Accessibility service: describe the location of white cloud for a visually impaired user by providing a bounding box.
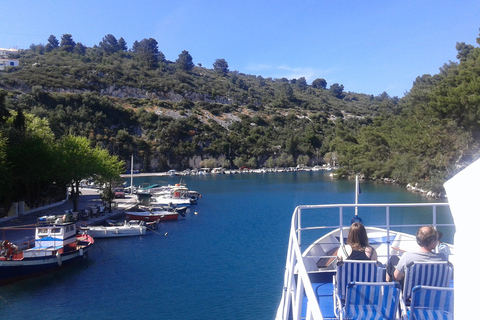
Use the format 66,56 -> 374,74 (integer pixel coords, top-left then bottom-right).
245,63 -> 335,84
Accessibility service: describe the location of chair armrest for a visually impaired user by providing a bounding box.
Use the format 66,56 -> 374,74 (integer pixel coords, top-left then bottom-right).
398,291 -> 408,320
332,275 -> 343,320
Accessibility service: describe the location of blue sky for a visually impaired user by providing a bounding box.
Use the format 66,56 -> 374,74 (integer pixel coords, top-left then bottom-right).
1,0 -> 480,97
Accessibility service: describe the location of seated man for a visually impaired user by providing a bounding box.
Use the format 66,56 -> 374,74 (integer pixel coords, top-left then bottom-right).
387,225 -> 447,282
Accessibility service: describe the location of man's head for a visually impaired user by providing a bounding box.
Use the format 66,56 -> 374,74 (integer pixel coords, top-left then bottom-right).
416,225 -> 438,251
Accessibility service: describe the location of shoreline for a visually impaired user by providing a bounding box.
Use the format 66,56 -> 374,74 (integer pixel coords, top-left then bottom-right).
121,169 -> 445,199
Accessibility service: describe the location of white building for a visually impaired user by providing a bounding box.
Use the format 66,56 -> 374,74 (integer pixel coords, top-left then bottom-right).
0,47 -> 19,70
0,58 -> 19,70
0,47 -> 19,57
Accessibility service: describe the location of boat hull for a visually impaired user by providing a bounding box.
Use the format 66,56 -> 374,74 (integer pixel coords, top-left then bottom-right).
0,236 -> 93,285
80,226 -> 147,238
126,211 -> 179,221
152,197 -> 192,207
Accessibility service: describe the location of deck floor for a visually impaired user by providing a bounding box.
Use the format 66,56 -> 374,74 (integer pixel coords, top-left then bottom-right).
301,272 -> 336,319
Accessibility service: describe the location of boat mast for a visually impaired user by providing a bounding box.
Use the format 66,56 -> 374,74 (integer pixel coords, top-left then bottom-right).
355,175 -> 359,216
130,154 -> 134,194
352,175 -> 363,224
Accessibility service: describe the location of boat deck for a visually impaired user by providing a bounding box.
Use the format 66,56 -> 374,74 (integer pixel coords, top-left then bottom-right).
308,272 -> 336,319
276,202 -> 455,320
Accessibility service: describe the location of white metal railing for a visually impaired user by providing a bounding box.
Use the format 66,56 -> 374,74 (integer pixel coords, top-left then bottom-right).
275,202 -> 454,320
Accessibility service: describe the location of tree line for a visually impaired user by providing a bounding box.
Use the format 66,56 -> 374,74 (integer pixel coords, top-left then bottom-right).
0,91 -> 124,215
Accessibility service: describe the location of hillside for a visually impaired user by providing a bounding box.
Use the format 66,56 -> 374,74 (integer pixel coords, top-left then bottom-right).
2,32 -> 480,194
1,44 -> 397,116
0,39 -> 398,169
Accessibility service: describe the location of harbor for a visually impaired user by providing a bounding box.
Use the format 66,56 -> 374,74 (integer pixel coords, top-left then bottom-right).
0,171 -> 453,319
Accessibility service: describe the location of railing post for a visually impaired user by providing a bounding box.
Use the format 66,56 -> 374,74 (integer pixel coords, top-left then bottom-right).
386,206 -> 391,261
297,207 -> 302,248
339,207 -> 344,246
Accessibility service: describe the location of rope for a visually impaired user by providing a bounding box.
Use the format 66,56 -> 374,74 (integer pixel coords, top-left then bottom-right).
146,225 -> 168,236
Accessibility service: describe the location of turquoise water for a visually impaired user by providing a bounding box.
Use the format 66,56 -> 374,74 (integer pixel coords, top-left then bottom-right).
0,172 -> 450,319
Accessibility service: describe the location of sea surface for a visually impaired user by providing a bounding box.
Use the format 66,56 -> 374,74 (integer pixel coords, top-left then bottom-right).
0,172 -> 451,320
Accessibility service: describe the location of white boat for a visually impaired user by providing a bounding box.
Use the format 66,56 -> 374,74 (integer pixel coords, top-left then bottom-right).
136,183 -> 201,207
274,158 -> 477,320
149,184 -> 199,207
79,220 -> 153,238
150,195 -> 193,207
199,168 -> 211,175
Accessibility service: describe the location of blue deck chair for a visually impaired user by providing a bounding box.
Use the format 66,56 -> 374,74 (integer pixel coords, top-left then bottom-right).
402,261 -> 453,303
409,286 -> 453,320
344,282 -> 401,320
334,260 -> 385,318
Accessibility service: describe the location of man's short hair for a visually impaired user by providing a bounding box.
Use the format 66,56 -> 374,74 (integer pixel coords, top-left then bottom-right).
416,225 -> 438,248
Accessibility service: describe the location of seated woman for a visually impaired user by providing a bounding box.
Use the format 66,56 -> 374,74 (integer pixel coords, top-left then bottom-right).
337,222 -> 377,261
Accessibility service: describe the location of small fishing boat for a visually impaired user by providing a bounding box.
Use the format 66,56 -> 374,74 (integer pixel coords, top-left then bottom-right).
0,215 -> 94,285
138,204 -> 188,215
126,210 -> 179,221
79,220 -> 156,238
276,172 -> 461,320
125,205 -> 185,222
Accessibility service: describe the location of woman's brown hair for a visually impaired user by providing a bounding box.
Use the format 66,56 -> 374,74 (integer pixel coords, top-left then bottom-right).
347,222 -> 369,251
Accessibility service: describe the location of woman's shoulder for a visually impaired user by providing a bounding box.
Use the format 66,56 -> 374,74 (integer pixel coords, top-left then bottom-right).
364,245 -> 376,258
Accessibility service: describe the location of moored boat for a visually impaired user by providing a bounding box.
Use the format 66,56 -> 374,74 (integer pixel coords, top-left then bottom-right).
126,210 -> 179,221
136,183 -> 201,207
125,205 -> 185,222
150,194 -> 193,207
0,215 -> 94,285
79,220 -> 156,238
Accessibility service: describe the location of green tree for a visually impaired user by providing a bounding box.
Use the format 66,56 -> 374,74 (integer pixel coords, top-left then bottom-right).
0,90 -> 10,124
57,135 -> 125,211
176,50 -> 194,72
233,157 -> 246,168
329,83 -> 344,98
74,42 -> 87,55
213,58 -> 229,75
99,34 -> 120,55
285,135 -> 300,157
456,42 -> 475,62
0,134 -> 9,209
118,37 -> 128,51
2,112 -> 57,208
265,156 -> 276,168
312,78 -> 327,89
132,38 -> 162,69
297,77 -> 307,91
283,83 -> 295,101
93,147 -> 125,211
199,158 -> 218,168
297,155 -> 310,166
60,34 -> 76,53
45,35 -> 59,52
